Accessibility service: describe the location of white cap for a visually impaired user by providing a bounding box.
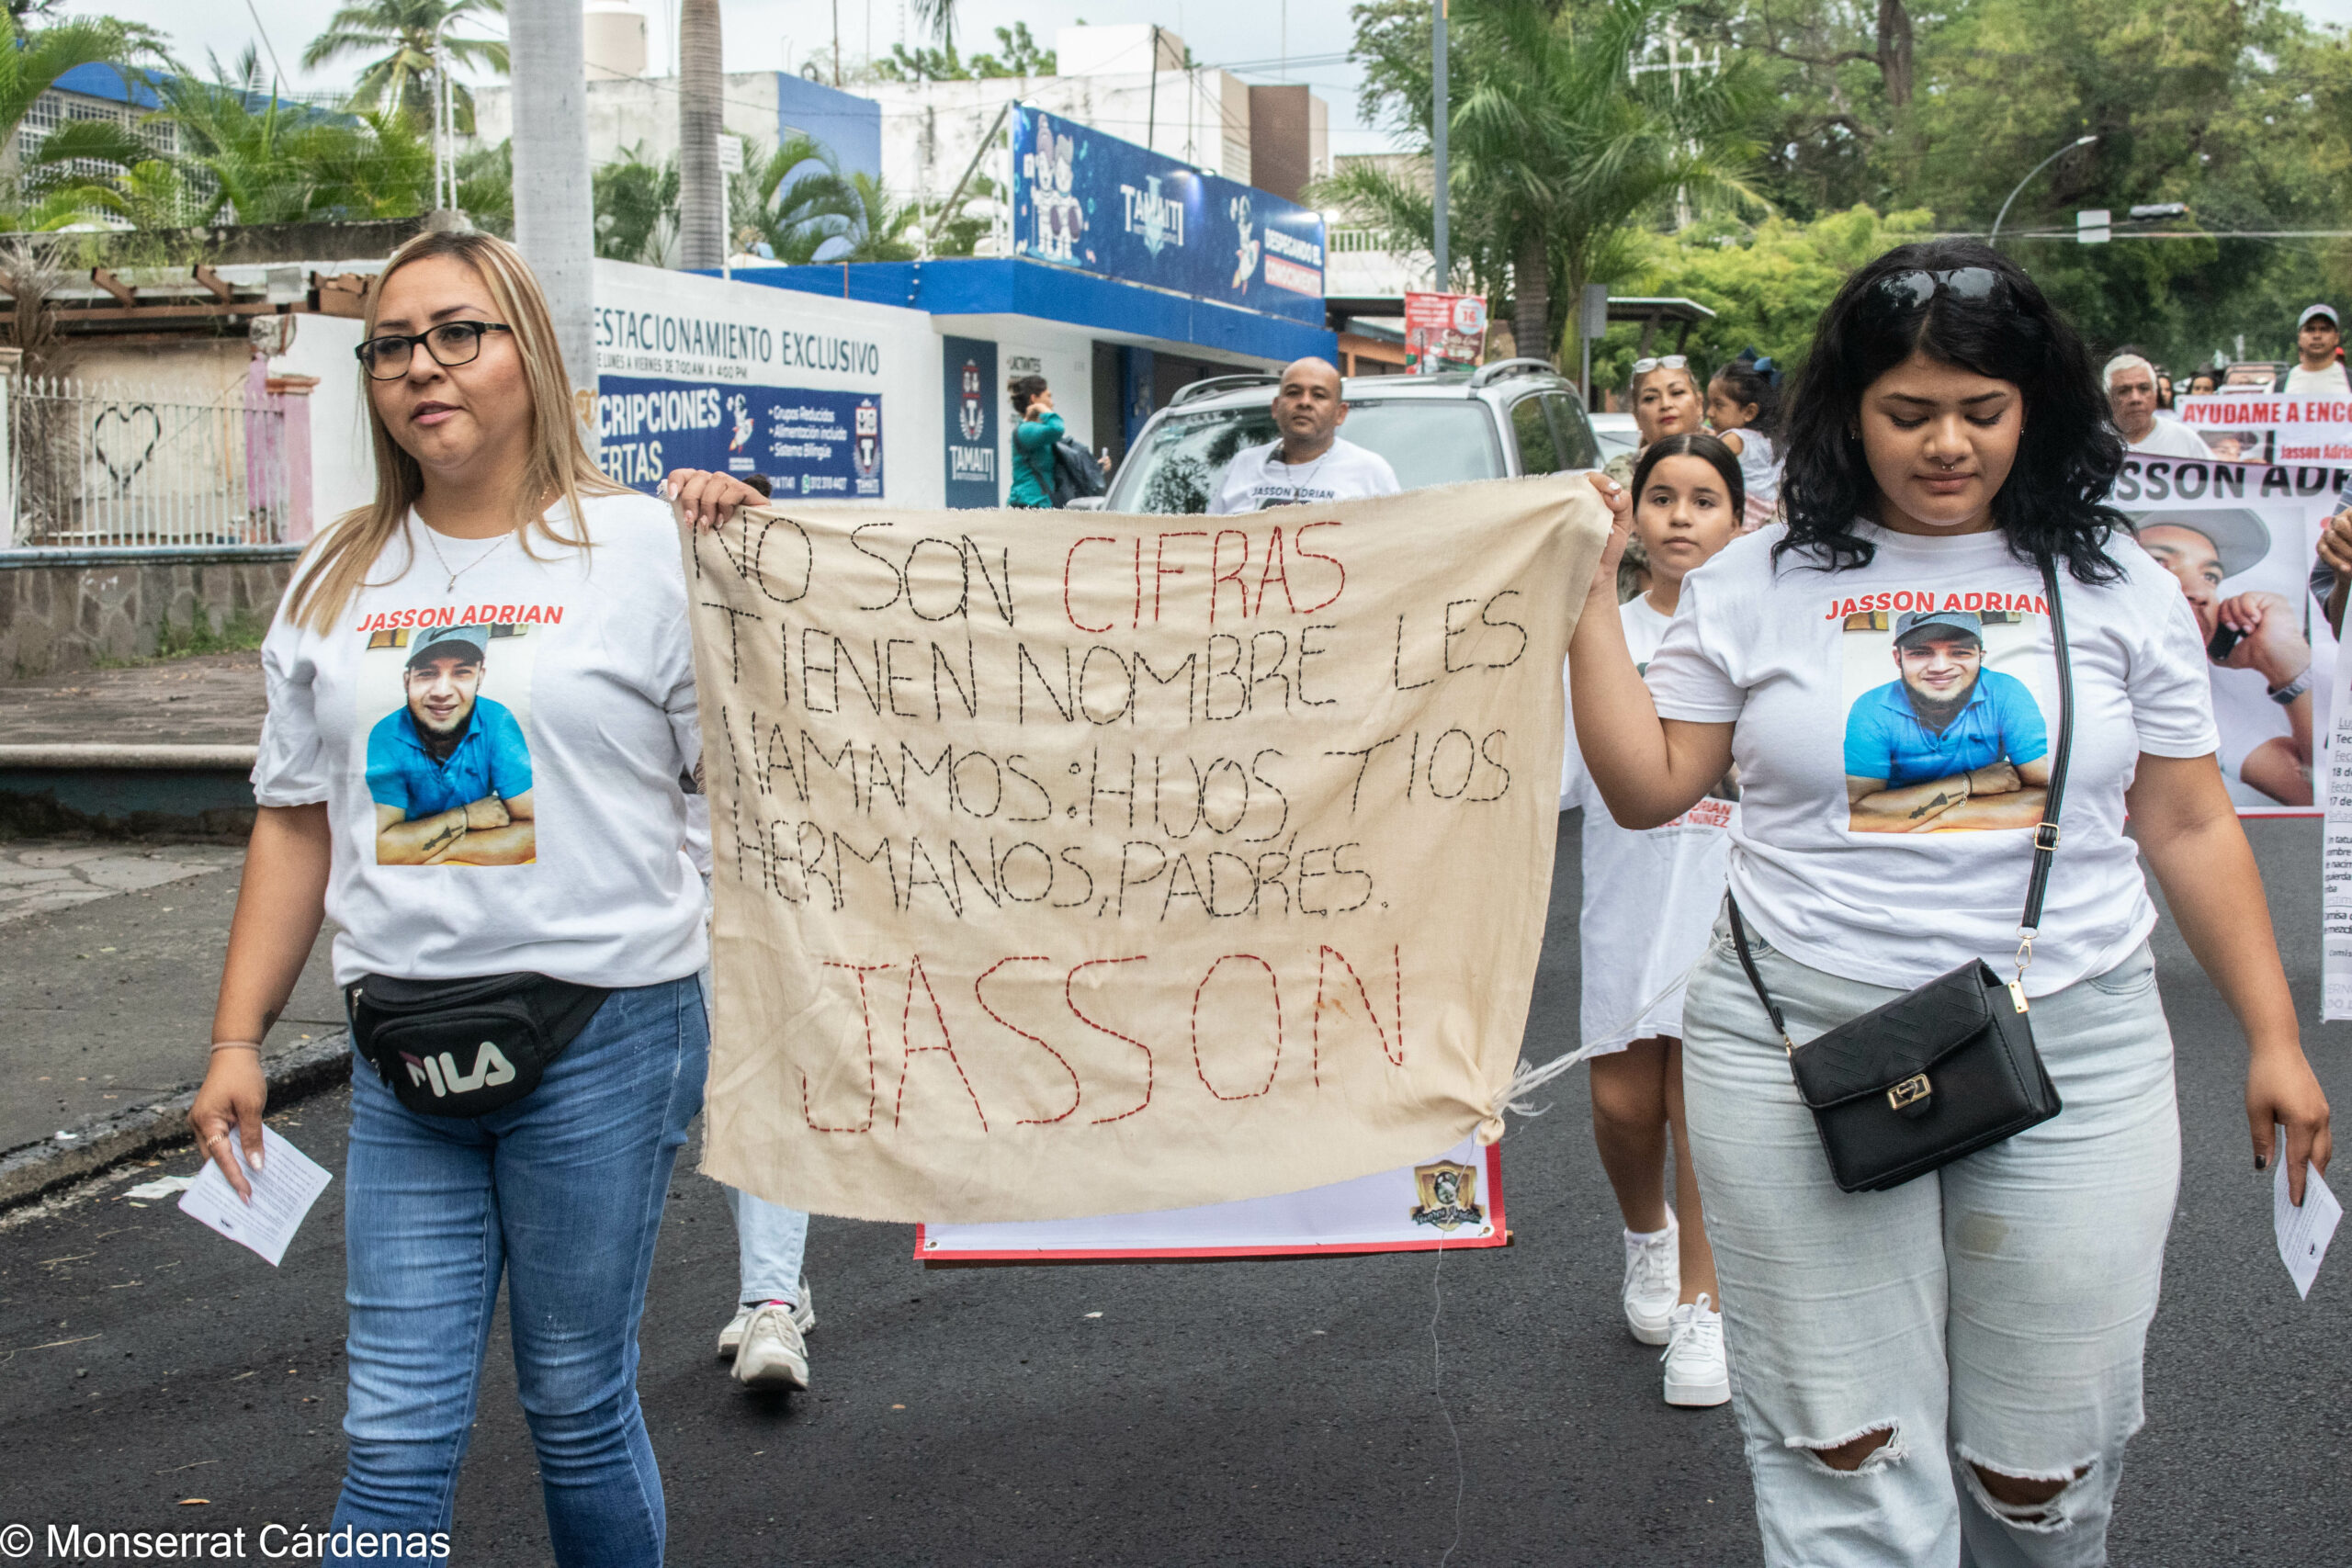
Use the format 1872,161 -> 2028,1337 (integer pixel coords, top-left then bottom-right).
2299,303 -> 2339,330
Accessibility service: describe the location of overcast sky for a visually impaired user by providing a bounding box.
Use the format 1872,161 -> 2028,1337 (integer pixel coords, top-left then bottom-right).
72,0 -> 2352,162
82,0 -> 1392,151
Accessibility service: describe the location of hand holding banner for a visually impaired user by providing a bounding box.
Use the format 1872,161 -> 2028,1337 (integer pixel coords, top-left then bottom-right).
684,478 -> 1609,1223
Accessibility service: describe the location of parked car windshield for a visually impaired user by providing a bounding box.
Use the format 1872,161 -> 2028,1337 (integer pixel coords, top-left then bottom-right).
1103,398 -> 1508,513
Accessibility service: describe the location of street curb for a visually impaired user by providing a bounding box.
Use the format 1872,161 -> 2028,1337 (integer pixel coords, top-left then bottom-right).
0,1031 -> 353,1211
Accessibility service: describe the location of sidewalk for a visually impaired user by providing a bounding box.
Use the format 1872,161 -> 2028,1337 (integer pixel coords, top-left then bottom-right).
0,650 -> 269,836
0,652 -> 344,1202
0,839 -> 344,1198
0,649 -> 267,747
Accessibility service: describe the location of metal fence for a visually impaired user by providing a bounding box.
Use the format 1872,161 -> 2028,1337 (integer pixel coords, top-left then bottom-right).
9,376 -> 297,547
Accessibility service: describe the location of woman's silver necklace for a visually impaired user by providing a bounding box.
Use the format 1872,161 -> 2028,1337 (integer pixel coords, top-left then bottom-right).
419,521 -> 514,596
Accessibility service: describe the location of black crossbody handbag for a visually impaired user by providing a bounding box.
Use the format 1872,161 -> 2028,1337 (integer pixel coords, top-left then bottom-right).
1722,552 -> 2072,1193
345,973 -> 610,1119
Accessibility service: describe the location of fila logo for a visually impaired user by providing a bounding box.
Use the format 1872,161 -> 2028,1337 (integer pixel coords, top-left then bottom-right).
403,1041 -> 518,1098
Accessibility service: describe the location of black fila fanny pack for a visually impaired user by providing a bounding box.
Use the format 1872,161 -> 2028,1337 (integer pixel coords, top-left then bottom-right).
345,972 -> 610,1118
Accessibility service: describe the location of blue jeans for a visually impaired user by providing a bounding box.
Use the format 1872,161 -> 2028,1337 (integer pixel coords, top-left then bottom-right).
1681,915 -> 2179,1568
727,1185 -> 808,1305
332,977 -> 708,1567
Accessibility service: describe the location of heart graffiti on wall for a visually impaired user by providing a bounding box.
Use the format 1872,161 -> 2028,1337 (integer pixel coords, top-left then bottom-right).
90,404 -> 164,491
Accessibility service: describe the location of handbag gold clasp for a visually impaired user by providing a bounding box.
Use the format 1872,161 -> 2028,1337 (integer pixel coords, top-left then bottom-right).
1887,1073 -> 1932,1111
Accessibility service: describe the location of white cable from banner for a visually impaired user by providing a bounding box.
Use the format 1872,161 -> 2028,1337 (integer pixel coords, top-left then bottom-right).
1476,964 -> 1703,1144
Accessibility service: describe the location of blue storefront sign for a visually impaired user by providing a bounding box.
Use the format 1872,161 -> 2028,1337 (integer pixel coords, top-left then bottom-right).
941,336 -> 1000,508
597,377 -> 883,500
1011,105 -> 1325,326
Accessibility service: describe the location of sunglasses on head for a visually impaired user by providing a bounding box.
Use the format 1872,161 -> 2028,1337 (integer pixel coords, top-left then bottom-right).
1631,355 -> 1690,377
1868,266 -> 2007,315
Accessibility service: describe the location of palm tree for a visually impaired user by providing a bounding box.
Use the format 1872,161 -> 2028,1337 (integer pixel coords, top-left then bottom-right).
1326,0 -> 1757,365
144,51 -> 431,224
300,0 -> 508,128
0,14 -> 157,221
594,142 -> 678,265
675,0 -> 722,269
830,172 -> 922,261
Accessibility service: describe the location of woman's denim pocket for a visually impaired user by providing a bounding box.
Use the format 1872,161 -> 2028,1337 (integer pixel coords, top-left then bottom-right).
2082,942 -> 2158,998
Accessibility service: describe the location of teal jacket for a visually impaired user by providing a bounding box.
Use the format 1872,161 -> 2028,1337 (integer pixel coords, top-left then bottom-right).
1010,411 -> 1065,508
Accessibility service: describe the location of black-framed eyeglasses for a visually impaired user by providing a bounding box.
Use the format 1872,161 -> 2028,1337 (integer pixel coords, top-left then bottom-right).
355,321 -> 514,380
1868,267 -> 2007,315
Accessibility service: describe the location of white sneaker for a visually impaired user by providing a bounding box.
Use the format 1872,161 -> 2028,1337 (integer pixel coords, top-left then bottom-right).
1661,1293 -> 1730,1407
731,1302 -> 810,1391
1622,1215 -> 1680,1346
715,1278 -> 816,1358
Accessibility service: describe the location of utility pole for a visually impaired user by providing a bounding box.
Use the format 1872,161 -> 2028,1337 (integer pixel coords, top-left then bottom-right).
1147,25 -> 1160,153
507,0 -> 597,409
1432,0 -> 1449,288
678,0 -> 726,271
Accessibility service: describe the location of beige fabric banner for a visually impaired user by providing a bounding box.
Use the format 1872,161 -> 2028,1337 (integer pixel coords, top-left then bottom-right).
686,475 -> 1610,1223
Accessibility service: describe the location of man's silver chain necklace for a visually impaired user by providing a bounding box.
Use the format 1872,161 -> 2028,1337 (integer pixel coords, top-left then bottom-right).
1273,444 -> 1333,502
419,521 -> 514,596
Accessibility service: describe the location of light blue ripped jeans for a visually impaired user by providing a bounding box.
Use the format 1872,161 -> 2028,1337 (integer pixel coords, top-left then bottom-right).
1679,912 -> 2180,1568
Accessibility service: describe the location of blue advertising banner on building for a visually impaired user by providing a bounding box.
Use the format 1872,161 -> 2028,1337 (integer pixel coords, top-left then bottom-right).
1011,105 -> 1325,326
597,378 -> 883,501
942,336 -> 999,508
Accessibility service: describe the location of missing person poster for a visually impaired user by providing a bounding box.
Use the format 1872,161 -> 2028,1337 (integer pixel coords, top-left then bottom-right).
2172,393 -> 2352,466
683,477 -> 1609,1224
2115,456 -> 2342,814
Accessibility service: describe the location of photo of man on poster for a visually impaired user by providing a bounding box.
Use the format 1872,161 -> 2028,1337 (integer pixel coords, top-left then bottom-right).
2133,511 -> 2314,807
366,625 -> 538,864
1843,609 -> 2052,833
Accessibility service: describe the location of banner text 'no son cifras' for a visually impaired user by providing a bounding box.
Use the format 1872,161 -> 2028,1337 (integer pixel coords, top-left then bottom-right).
684,479 -> 1608,1223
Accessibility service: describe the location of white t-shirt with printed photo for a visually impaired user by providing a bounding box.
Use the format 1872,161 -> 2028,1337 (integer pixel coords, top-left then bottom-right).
1642,522 -> 2218,997
1561,595 -> 1736,1053
253,491 -> 708,988
1208,437 -> 1401,514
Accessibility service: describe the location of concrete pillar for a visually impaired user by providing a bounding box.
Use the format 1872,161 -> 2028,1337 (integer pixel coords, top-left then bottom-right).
0,345 -> 19,547
508,0 -> 599,409
266,374 -> 319,542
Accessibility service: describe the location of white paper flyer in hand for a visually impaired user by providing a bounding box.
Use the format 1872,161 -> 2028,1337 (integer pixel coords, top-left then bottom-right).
177,1126 -> 334,1267
2273,1135 -> 2342,1301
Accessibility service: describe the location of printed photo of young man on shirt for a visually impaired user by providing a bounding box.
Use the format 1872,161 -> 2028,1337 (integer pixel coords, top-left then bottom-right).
366,624 -> 537,864
1843,608 -> 2051,833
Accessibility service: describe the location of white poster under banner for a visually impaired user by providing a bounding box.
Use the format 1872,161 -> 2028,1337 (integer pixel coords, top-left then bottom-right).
2324,637 -> 2352,1018
2113,455 -> 2343,814
916,1138 -> 1505,1262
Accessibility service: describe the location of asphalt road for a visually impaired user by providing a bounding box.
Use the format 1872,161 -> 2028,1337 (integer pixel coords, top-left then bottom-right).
2,816 -> 2347,1566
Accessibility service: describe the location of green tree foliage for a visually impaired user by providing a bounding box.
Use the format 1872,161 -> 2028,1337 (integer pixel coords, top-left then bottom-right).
140,50 -> 430,224
1685,0 -> 2352,370
1329,0 -> 1759,365
592,142 -> 678,265
299,0 -> 508,130
1589,205 -> 1937,389
0,16 -> 164,229
869,22 -> 1055,82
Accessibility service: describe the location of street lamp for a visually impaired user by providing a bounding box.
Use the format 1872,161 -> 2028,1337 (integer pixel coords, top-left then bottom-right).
1990,134 -> 2098,243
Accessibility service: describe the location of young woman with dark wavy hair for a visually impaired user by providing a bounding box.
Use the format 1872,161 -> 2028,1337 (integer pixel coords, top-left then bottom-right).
1568,239 -> 2331,1565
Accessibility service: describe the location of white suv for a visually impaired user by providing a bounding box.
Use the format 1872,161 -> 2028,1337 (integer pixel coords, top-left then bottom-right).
1092,360 -> 1602,513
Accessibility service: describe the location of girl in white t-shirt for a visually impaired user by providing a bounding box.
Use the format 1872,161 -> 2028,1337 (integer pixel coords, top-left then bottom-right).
1705,358 -> 1782,529
189,232 -> 711,1562
1560,432 -> 1745,1409
1570,241 -> 2331,1565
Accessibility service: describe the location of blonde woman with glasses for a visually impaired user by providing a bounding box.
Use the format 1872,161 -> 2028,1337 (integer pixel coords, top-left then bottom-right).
188,231 -> 712,1565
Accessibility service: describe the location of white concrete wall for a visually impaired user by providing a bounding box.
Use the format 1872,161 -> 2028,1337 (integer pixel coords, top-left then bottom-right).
593,260 -> 944,507
472,72 -> 783,170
